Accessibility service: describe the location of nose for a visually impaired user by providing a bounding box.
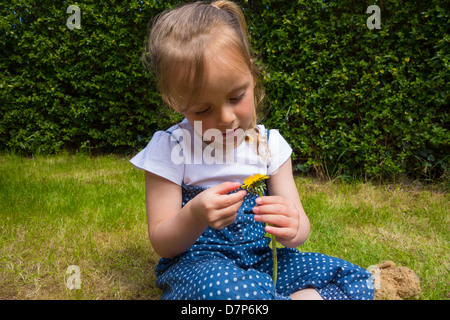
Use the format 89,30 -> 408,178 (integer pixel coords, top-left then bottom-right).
218,105 -> 236,126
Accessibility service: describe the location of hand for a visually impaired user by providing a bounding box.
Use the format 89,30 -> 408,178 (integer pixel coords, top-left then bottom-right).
252,196 -> 300,247
190,182 -> 247,230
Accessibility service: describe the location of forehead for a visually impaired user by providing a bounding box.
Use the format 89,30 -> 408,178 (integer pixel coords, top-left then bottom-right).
171,46 -> 252,110
204,49 -> 251,91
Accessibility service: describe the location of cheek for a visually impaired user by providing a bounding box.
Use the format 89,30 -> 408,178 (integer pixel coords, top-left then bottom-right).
239,95 -> 255,122
200,119 -> 215,134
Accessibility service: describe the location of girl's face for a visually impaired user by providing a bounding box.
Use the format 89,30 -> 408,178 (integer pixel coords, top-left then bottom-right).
178,49 -> 256,148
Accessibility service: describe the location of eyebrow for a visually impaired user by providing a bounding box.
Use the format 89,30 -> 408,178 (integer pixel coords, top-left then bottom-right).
189,81 -> 251,109
230,81 -> 251,94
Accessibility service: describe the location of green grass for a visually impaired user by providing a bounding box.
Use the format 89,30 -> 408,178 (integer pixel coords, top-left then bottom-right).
0,153 -> 448,299
0,152 -> 159,299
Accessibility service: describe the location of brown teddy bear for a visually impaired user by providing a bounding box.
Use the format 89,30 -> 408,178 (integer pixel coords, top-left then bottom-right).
367,261 -> 421,300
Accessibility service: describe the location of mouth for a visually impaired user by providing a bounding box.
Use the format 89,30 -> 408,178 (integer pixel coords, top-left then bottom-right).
222,128 -> 239,138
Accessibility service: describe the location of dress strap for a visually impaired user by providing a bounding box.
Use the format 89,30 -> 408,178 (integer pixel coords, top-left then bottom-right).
166,129 -> 181,145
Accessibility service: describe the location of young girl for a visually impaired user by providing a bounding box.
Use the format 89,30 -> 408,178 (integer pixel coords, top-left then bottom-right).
131,1 -> 374,300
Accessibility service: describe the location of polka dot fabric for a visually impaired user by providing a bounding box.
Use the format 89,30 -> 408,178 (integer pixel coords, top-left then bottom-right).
155,184 -> 374,300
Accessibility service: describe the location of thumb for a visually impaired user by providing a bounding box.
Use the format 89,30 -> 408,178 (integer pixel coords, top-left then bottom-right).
212,181 -> 242,195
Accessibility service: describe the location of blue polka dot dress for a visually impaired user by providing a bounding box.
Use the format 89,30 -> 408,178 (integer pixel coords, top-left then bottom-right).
154,184 -> 375,300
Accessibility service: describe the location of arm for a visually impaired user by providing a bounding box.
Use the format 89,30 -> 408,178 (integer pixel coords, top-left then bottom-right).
252,158 -> 310,248
145,171 -> 246,258
145,171 -> 204,258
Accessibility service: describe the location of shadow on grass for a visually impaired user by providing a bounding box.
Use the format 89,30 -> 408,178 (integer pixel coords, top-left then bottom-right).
101,244 -> 161,300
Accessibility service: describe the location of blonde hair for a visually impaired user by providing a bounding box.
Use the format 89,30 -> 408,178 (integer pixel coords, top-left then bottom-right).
142,1 -> 265,128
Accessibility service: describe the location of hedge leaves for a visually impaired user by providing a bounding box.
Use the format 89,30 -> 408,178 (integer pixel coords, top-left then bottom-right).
1,0 -> 448,181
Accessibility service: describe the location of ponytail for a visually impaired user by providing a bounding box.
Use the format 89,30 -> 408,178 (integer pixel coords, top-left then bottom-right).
211,1 -> 251,55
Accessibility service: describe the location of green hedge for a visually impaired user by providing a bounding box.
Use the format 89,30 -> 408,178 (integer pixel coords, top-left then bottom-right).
0,0 -> 181,155
1,0 -> 448,181
248,0 -> 449,181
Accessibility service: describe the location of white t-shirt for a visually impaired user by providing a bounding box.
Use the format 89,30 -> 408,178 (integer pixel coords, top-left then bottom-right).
130,118 -> 292,188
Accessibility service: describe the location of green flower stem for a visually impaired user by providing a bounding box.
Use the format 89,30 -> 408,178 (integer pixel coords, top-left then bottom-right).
242,176 -> 278,286
271,233 -> 278,286
256,189 -> 277,286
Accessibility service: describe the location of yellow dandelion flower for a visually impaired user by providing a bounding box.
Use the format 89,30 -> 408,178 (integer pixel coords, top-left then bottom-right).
241,174 -> 269,197
242,174 -> 268,189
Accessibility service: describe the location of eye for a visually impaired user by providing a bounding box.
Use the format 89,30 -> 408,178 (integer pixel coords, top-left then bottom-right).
230,92 -> 246,103
195,107 -> 211,115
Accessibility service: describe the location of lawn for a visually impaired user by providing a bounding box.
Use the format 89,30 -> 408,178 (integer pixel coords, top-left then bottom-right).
0,153 -> 448,300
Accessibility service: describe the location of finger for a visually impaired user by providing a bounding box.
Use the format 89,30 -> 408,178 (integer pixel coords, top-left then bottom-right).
253,203 -> 286,215
212,206 -> 240,229
225,196 -> 245,214
214,192 -> 244,215
254,213 -> 290,227
265,225 -> 297,240
217,190 -> 246,209
211,214 -> 237,230
255,196 -> 287,205
212,181 -> 242,195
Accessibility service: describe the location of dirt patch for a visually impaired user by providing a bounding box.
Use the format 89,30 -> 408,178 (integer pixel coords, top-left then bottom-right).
368,261 -> 421,300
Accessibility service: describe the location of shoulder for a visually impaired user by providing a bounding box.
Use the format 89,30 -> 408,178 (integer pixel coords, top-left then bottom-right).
142,118 -> 191,147
129,120 -> 187,186
255,124 -> 292,175
166,118 -> 191,135
254,124 -> 290,148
